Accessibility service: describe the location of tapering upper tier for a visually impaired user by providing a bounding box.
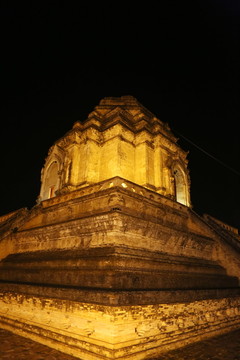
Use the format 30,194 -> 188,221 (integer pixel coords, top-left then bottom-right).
39,96 -> 191,206
73,96 -> 176,140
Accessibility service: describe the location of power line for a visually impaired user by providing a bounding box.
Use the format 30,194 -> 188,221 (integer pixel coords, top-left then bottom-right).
173,128 -> 240,177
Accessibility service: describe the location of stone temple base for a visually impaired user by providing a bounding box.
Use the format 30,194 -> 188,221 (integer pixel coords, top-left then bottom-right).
1,177 -> 240,359
1,285 -> 240,360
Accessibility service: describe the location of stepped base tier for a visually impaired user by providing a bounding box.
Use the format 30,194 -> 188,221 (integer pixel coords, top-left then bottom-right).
1,97 -> 240,359
1,177 -> 240,359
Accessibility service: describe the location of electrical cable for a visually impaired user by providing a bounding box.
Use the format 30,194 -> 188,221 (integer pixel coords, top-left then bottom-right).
172,128 -> 240,177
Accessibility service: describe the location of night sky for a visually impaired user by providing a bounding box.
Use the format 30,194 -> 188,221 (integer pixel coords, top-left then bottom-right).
1,2 -> 240,229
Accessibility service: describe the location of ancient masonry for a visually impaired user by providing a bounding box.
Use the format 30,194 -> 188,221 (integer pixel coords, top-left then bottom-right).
0,96 -> 240,360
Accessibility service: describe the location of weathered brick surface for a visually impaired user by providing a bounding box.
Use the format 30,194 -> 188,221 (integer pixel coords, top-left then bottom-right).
153,328 -> 240,359
1,97 -> 240,360
1,290 -> 240,359
1,328 -> 240,360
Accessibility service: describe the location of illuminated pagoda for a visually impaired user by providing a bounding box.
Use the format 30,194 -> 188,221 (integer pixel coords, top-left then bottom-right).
0,96 -> 240,359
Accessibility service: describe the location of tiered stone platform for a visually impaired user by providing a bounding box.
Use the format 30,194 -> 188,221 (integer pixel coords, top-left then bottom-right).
1,177 -> 240,360
0,97 -> 240,359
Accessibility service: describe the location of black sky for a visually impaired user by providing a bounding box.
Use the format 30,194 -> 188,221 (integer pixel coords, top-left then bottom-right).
1,1 -> 240,229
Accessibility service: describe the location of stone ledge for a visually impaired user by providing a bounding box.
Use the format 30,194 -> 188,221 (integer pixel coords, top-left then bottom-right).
1,291 -> 240,359
1,282 -> 240,305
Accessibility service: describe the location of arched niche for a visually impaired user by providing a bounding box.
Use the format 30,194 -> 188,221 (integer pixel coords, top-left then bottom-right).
172,163 -> 190,206
38,144 -> 66,202
39,157 -> 62,201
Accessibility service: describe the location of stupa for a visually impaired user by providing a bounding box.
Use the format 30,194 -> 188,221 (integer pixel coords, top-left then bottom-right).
0,96 -> 240,359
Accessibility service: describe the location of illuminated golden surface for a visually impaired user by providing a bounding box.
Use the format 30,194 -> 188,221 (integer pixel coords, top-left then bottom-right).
1,291 -> 240,360
39,96 -> 190,206
0,97 -> 240,359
